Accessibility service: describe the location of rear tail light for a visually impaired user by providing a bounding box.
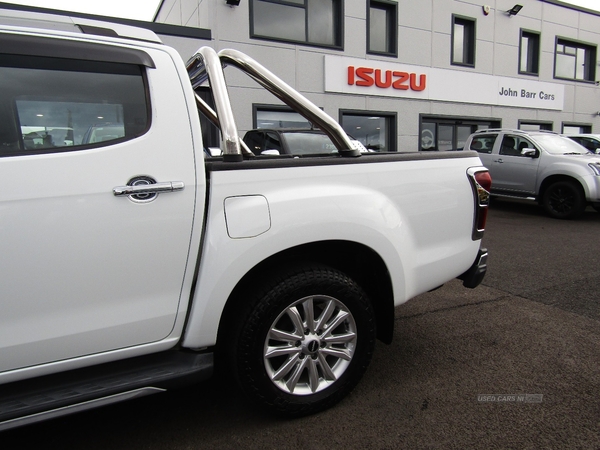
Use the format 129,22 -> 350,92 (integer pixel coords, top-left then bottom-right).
467,168 -> 492,240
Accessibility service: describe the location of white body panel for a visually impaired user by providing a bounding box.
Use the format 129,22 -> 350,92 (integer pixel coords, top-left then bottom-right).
182,155 -> 483,348
0,39 -> 206,378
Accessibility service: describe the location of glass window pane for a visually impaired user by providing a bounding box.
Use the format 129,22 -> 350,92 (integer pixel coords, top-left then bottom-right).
576,47 -> 586,80
421,122 -> 436,150
556,53 -> 575,78
2,61 -> 147,155
438,125 -> 453,151
520,35 -> 529,72
457,125 -> 472,150
256,110 -> 310,129
253,1 -> 305,42
307,0 -> 335,46
369,7 -> 388,53
341,114 -> 389,152
453,23 -> 465,64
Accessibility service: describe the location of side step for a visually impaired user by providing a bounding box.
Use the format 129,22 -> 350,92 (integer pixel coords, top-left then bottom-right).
0,350 -> 213,431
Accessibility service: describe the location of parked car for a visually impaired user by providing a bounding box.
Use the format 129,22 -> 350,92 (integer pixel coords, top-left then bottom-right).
465,129 -> 600,218
565,134 -> 600,154
243,128 -> 368,156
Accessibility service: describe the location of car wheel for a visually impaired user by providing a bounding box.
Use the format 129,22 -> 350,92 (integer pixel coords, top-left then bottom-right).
542,181 -> 585,219
231,265 -> 376,417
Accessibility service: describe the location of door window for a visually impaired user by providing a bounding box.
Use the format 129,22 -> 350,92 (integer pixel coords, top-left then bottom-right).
0,55 -> 149,157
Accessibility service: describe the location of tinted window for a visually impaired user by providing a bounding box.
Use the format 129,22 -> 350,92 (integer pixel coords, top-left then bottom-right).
469,135 -> 497,154
283,132 -> 336,155
0,54 -> 149,157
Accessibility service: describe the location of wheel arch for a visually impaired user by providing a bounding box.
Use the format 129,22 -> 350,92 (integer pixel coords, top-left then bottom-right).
217,240 -> 395,347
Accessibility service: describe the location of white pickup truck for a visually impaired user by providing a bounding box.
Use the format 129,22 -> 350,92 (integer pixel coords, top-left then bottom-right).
0,11 -> 490,430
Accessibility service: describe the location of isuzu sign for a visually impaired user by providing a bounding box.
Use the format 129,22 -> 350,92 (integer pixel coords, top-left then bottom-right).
347,66 -> 426,91
325,55 -> 564,110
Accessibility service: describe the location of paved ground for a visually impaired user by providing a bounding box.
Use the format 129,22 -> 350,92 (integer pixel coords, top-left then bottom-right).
4,199 -> 600,449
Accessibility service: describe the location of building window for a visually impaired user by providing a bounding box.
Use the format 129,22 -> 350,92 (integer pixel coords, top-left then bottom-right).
420,116 -> 500,151
562,123 -> 592,134
250,0 -> 343,49
519,30 -> 540,75
452,15 -> 475,67
554,38 -> 596,82
367,0 -> 397,57
253,105 -> 311,129
519,121 -> 552,131
340,111 -> 396,152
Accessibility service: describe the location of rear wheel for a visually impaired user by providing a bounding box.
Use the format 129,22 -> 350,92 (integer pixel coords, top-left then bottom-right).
542,181 -> 586,219
230,265 -> 376,417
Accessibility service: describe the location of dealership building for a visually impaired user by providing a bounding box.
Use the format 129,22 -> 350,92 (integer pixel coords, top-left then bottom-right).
8,0 -> 600,152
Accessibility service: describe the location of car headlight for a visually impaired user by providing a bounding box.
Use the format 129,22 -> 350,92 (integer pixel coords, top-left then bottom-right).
589,162 -> 600,176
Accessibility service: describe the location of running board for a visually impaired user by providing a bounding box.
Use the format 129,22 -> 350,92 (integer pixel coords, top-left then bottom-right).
492,192 -> 536,201
0,351 -> 213,431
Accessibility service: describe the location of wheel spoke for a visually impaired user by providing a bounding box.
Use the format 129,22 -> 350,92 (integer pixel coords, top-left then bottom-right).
307,357 -> 320,392
285,306 -> 305,334
269,328 -> 301,343
314,299 -> 335,332
265,344 -> 301,359
317,352 -> 337,380
302,297 -> 316,333
321,310 -> 350,338
320,346 -> 353,361
286,356 -> 309,392
323,331 -> 356,344
272,353 -> 301,381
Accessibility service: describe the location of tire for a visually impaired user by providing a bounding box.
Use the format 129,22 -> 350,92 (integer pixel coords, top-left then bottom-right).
542,181 -> 586,219
230,264 -> 376,417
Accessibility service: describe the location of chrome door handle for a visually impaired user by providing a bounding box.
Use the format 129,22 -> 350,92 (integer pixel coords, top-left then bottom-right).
493,158 -> 503,163
113,181 -> 184,196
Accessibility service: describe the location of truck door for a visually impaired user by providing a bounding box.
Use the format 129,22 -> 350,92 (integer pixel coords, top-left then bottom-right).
489,134 -> 540,194
0,38 -> 201,372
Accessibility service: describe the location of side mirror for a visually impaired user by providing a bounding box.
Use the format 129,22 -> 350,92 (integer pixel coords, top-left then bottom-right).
521,148 -> 538,158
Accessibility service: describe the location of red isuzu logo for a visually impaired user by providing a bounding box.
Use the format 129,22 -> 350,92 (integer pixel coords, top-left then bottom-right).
347,66 -> 426,91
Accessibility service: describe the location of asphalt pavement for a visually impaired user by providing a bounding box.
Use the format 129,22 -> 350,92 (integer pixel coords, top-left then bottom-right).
3,198 -> 600,449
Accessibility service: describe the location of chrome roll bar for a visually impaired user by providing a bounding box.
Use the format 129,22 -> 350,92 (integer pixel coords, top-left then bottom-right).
187,46 -> 360,160
218,48 -> 359,157
187,47 -> 243,161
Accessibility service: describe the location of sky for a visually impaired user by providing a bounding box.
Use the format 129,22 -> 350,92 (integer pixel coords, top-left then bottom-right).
1,0 -> 600,21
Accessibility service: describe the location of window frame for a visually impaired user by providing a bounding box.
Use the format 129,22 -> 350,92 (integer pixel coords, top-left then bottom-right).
519,29 -> 540,76
554,36 -> 597,83
451,14 -> 476,68
367,0 -> 398,57
562,122 -> 592,134
339,110 -> 397,153
249,0 -> 344,50
518,120 -> 553,131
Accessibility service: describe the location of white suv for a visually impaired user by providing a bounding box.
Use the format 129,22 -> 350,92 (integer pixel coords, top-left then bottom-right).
465,129 -> 600,219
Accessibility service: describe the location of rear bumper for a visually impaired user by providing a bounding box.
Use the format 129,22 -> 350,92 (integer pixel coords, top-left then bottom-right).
458,248 -> 488,288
